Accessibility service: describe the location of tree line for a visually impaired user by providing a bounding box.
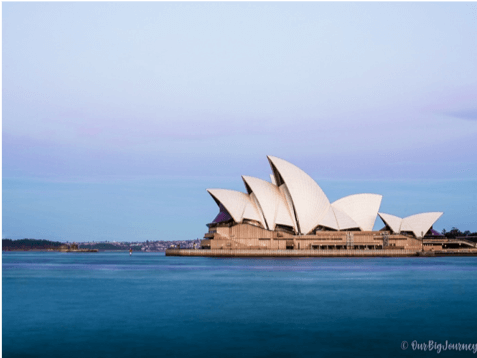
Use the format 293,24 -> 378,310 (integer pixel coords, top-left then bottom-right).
441,228 -> 477,239
2,239 -> 63,251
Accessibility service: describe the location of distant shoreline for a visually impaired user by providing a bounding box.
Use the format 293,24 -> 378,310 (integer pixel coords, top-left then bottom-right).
2,249 -> 166,252
2,238 -> 200,252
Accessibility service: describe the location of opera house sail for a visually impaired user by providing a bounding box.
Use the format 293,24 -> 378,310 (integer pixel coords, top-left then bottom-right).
186,155 -> 452,254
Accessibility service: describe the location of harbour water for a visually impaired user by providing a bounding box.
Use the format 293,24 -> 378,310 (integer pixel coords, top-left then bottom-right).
3,252 -> 477,357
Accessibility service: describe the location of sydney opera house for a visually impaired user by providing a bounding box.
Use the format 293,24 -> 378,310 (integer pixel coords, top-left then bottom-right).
200,156 -> 446,252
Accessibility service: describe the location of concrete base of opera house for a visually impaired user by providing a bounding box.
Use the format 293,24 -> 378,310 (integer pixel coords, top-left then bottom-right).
165,248 -> 477,257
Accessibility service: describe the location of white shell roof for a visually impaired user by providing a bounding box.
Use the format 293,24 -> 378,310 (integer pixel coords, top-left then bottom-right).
401,212 -> 443,238
268,156 -> 330,234
332,194 -> 382,231
242,176 -> 295,231
333,207 -> 360,230
320,207 -> 339,230
319,206 -> 360,231
207,189 -> 263,225
378,212 -> 443,238
278,184 -> 298,231
207,155 -> 444,236
270,174 -> 277,185
243,193 -> 267,228
378,212 -> 402,233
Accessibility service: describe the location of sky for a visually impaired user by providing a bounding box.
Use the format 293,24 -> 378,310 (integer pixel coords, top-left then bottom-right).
3,2 -> 477,242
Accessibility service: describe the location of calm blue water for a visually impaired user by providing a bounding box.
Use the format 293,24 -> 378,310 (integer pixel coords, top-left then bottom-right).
3,252 -> 477,357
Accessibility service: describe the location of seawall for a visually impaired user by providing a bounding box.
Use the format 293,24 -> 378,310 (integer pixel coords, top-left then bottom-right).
166,248 -> 477,257
165,249 -> 420,257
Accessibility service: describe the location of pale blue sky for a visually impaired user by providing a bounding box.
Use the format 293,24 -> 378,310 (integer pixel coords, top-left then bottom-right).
3,2 -> 477,241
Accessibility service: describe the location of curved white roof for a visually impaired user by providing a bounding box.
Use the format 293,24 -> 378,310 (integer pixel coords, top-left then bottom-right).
207,189 -> 263,225
207,155 -> 444,236
378,212 -> 402,233
378,212 -> 443,238
333,207 -> 360,230
268,156 -> 330,234
249,192 -> 267,228
270,174 -> 277,185
276,185 -> 297,230
319,206 -> 360,231
332,194 -> 382,231
401,212 -> 443,238
320,207 -> 339,230
242,176 -> 295,231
